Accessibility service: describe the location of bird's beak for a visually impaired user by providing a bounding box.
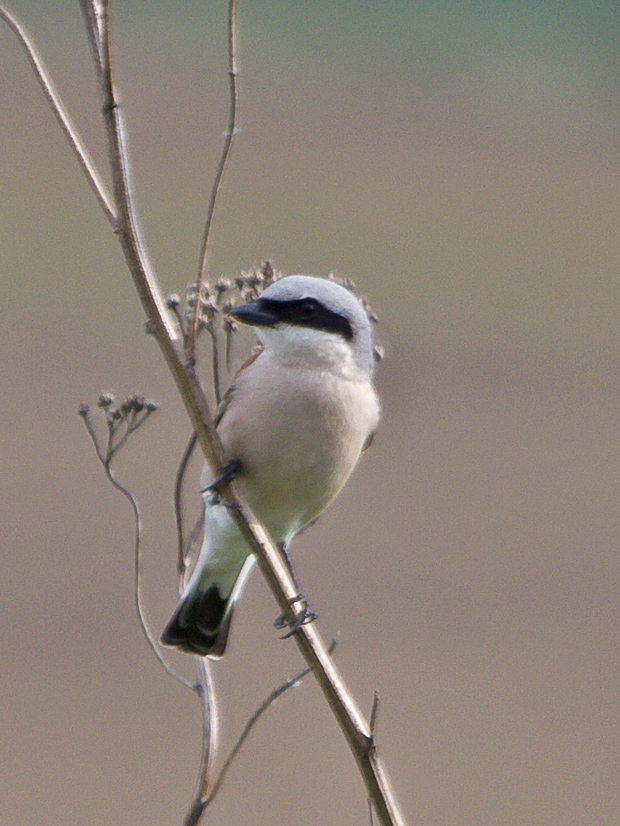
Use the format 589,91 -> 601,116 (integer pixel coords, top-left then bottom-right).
229,301 -> 279,328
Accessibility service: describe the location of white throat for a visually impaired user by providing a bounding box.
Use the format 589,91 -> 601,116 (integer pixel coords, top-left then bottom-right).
257,325 -> 361,378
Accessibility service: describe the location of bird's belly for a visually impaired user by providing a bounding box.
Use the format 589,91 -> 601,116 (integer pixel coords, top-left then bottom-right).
217,367 -> 379,544
241,435 -> 351,541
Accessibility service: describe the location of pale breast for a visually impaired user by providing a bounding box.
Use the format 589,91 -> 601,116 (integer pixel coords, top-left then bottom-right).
217,357 -> 379,542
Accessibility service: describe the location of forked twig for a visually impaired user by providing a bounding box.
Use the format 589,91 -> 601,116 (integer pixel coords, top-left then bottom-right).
3,6 -> 408,825
185,639 -> 339,825
78,399 -> 192,689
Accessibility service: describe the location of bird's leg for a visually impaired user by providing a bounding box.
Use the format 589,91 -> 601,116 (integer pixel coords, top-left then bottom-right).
201,458 -> 243,505
273,541 -> 318,638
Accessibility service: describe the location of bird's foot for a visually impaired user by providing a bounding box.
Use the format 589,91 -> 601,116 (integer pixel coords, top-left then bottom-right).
201,459 -> 242,504
274,595 -> 318,639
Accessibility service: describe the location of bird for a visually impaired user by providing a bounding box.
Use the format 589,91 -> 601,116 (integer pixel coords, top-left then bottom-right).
161,275 -> 381,657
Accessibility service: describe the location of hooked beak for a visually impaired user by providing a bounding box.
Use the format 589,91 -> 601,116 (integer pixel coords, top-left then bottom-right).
229,300 -> 279,328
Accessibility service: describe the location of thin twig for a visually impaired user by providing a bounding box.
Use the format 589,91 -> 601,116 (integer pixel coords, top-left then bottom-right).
97,7 -> 407,821
189,0 -> 239,359
368,691 -> 380,826
97,0 -> 180,348
208,326 -> 222,405
8,7 -> 409,824
79,404 -> 193,689
78,403 -> 106,463
370,691 -> 380,736
186,655 -> 219,823
187,639 -> 338,825
0,2 -> 116,225
173,432 -> 216,823
225,322 -> 235,374
78,0 -> 104,81
174,431 -> 199,580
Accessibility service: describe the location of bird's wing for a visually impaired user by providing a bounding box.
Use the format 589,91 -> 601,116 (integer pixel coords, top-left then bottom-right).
214,347 -> 264,428
362,430 -> 376,451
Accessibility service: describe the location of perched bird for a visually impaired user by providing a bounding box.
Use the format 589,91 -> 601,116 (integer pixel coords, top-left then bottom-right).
161,275 -> 380,657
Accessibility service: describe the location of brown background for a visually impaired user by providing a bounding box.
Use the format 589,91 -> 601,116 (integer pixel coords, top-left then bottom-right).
1,2 -> 619,824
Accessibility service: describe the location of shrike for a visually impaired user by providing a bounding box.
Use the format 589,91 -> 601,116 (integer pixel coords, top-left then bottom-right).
161,275 -> 380,657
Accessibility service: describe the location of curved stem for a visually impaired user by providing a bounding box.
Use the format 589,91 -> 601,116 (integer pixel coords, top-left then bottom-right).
0,2 -> 116,224
8,5 -> 409,824
174,431 -> 199,580
189,0 -> 239,358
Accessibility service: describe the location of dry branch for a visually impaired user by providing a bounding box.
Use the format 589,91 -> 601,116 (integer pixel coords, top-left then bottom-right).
0,3 -> 408,824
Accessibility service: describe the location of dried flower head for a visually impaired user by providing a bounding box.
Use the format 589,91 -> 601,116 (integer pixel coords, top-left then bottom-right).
215,278 -> 231,296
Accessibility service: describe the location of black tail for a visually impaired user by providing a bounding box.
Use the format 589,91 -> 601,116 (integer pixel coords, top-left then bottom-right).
161,585 -> 234,658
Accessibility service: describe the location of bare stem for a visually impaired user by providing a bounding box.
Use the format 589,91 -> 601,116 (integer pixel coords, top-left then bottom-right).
187,656 -> 219,819
370,691 -> 380,735
208,326 -> 222,405
189,0 -> 239,358
186,640 -> 338,825
97,8 -> 408,823
0,2 -> 116,224
174,431 -> 199,580
79,405 -> 192,689
78,0 -> 105,82
8,6 -> 409,824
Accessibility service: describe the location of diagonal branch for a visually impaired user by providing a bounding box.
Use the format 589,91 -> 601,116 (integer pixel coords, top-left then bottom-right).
0,2 -> 116,225
78,0 -> 105,84
4,5 -> 408,825
97,7 -> 408,826
184,639 -> 338,826
206,638 -> 339,809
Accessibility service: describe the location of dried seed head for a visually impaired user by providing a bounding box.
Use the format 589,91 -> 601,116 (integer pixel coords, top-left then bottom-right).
166,293 -> 181,309
242,288 -> 259,303
261,260 -> 275,282
361,298 -> 379,324
121,395 -> 143,415
200,299 -> 217,320
244,270 -> 263,288
215,278 -> 231,295
98,393 -> 114,408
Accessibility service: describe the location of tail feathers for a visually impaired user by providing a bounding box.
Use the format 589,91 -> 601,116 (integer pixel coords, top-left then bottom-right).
161,584 -> 234,658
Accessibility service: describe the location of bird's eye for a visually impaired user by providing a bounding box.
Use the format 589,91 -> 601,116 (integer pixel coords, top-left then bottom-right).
297,300 -> 318,318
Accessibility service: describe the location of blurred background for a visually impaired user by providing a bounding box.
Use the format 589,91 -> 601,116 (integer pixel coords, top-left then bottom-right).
1,1 -> 620,824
